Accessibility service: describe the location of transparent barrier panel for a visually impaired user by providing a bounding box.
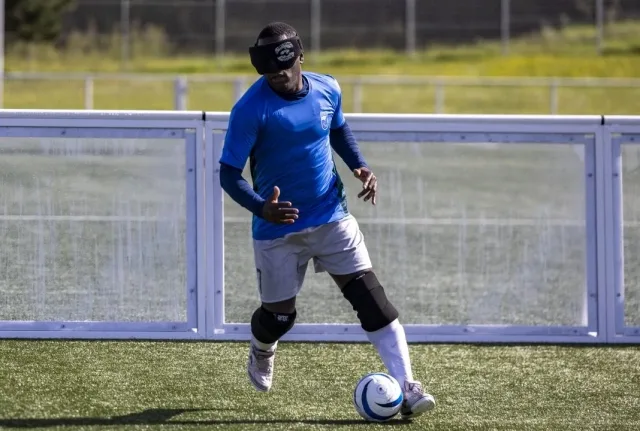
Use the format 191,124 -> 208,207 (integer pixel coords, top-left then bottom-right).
224,138 -> 588,326
0,137 -> 187,322
622,143 -> 640,327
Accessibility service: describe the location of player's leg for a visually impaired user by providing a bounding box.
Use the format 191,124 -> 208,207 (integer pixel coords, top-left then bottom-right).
310,215 -> 435,419
333,271 -> 435,419
248,236 -> 308,392
248,296 -> 297,392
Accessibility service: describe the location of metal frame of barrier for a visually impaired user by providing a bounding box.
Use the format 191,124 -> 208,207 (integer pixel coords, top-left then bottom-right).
0,110 -> 207,339
0,110 -> 638,344
604,117 -> 640,343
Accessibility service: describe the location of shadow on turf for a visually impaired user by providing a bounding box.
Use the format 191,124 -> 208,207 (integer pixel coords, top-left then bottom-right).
0,408 -> 412,428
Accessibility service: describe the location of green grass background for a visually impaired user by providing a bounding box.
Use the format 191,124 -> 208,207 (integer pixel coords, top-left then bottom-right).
2,21 -> 640,431
1,341 -> 639,430
4,21 -> 640,114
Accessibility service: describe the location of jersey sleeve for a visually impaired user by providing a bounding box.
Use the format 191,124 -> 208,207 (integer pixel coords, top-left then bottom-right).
219,102 -> 260,170
330,78 -> 346,129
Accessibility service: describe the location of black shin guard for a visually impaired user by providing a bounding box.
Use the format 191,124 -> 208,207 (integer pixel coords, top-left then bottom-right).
342,271 -> 399,332
251,306 -> 297,344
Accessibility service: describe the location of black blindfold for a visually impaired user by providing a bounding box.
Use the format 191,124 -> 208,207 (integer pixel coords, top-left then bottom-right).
249,36 -> 304,75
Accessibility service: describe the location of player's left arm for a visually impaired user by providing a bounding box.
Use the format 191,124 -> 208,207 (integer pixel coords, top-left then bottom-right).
328,80 -> 377,205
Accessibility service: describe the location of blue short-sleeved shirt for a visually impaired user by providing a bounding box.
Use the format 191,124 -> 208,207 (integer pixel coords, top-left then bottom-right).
220,71 -> 350,240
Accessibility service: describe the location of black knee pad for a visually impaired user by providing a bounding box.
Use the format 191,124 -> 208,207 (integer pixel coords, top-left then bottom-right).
251,306 -> 297,344
342,271 -> 399,332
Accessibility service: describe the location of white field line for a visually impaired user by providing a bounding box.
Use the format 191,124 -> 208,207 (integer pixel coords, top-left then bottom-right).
0,214 -> 600,226
0,215 -> 178,222
225,216 -> 591,226
4,215 -> 640,228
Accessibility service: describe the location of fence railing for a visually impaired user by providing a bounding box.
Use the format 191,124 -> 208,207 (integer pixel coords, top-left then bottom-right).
0,109 -> 639,344
4,72 -> 640,114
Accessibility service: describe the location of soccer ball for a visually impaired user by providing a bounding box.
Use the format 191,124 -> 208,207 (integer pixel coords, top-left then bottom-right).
353,373 -> 404,422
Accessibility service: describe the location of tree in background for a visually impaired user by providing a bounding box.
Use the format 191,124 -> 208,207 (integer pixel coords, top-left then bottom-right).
5,0 -> 76,44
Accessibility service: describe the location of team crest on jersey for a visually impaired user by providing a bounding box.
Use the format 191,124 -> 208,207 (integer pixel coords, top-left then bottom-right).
320,111 -> 332,130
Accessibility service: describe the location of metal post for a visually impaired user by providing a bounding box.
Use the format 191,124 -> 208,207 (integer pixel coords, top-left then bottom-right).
549,79 -> 559,115
501,0 -> 510,56
353,81 -> 363,113
310,0 -> 321,55
215,0 -> 226,60
596,0 -> 604,55
120,0 -> 130,70
84,76 -> 94,110
233,77 -> 246,102
0,0 -> 5,108
435,81 -> 445,113
174,76 -> 188,110
405,0 -> 416,56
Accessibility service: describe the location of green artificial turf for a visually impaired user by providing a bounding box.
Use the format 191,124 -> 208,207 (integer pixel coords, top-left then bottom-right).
0,341 -> 639,430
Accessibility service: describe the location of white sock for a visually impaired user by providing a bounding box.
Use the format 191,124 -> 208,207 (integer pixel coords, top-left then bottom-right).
365,319 -> 413,389
251,337 -> 277,352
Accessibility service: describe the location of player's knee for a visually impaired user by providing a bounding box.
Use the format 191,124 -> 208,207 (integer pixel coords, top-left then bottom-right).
251,306 -> 297,344
341,271 -> 399,332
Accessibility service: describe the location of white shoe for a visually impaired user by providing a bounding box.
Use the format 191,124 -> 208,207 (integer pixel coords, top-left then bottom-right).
247,340 -> 277,392
400,380 -> 436,419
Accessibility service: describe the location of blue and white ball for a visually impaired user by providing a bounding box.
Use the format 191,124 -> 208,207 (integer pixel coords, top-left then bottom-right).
353,373 -> 404,422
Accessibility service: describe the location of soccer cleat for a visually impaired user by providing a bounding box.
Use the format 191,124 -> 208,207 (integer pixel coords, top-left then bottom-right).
247,340 -> 277,392
400,380 -> 436,419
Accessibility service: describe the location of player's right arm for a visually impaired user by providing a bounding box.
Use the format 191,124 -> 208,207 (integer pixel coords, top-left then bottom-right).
219,104 -> 299,224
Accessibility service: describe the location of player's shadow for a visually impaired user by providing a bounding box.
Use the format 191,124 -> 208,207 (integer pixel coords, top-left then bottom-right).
0,408 -> 412,428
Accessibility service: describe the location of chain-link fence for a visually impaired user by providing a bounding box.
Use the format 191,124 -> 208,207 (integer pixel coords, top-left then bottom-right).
46,0 -> 640,63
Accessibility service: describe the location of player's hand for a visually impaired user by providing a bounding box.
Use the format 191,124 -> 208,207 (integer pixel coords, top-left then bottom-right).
262,186 -> 299,224
353,167 -> 377,205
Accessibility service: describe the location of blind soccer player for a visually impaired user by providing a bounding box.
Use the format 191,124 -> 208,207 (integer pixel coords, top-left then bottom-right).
219,22 -> 436,419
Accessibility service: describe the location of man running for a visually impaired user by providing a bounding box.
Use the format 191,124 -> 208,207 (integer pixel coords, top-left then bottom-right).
219,21 -> 436,419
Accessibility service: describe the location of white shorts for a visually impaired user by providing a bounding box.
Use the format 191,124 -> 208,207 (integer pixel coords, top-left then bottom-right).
253,214 -> 372,303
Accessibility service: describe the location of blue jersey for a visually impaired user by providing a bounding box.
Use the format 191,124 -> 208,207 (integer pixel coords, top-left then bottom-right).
220,72 -> 350,240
